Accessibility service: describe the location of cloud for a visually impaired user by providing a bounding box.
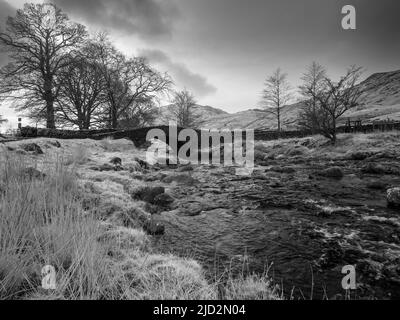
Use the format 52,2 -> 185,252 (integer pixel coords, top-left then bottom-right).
140,49 -> 217,97
0,0 -> 13,21
51,0 -> 179,39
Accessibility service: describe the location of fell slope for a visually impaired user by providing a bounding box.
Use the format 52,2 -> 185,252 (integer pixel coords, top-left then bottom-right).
160,70 -> 400,130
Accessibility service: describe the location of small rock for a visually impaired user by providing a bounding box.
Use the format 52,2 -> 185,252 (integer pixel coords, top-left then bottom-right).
162,174 -> 197,185
349,151 -> 371,161
21,143 -> 43,155
134,157 -> 150,170
143,220 -> 165,235
177,164 -> 194,172
132,186 -> 165,204
180,203 -> 205,216
387,188 -> 400,208
98,163 -> 115,171
269,166 -> 296,174
318,167 -> 344,179
48,141 -> 61,148
144,203 -> 161,215
270,182 -> 283,188
130,174 -> 144,181
366,181 -> 388,190
362,163 -> 387,175
370,151 -> 396,160
300,139 -> 313,147
126,161 -> 142,173
153,193 -> 175,207
95,163 -> 124,172
119,208 -> 151,229
110,157 -> 122,166
144,173 -> 167,182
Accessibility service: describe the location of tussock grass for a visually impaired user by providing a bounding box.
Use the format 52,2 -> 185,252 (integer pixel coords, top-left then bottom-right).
254,131 -> 400,161
254,140 -> 309,162
224,273 -> 282,300
111,251 -> 217,300
99,137 -> 116,152
64,144 -> 90,166
0,152 -> 118,299
99,137 -> 136,153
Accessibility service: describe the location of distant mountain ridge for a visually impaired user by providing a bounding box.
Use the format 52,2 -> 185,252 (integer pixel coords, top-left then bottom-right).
159,69 -> 400,129
156,104 -> 229,125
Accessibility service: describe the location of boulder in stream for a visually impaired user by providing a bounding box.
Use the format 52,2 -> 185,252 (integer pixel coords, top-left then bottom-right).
387,188 -> 400,208
362,163 -> 388,175
132,186 -> 165,204
318,167 -> 344,179
21,143 -> 43,155
153,193 -> 175,207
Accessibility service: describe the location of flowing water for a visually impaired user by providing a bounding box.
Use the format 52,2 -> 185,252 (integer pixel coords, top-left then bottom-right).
152,160 -> 400,299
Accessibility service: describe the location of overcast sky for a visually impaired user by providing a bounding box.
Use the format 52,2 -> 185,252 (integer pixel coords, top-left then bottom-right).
1,0 -> 400,128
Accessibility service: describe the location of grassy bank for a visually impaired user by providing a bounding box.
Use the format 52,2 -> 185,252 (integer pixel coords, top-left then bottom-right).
254,131 -> 400,163
0,149 -> 280,300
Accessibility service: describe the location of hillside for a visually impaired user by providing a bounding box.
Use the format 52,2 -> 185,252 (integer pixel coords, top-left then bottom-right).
195,103 -> 303,130
155,104 -> 229,126
159,69 -> 400,130
344,70 -> 400,123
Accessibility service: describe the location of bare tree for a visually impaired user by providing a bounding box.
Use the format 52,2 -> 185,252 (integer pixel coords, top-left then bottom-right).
0,3 -> 87,129
298,62 -> 327,133
88,35 -> 172,129
170,90 -> 203,128
303,65 -> 364,144
55,53 -> 105,130
261,68 -> 293,132
118,97 -> 160,129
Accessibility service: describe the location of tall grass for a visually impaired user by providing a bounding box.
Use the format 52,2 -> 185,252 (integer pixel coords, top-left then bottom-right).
0,152 -> 217,300
0,152 -> 118,299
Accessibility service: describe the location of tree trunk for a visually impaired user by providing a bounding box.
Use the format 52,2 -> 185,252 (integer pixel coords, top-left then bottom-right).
44,77 -> 55,129
83,117 -> 90,130
331,117 -> 337,145
277,108 -> 281,138
111,108 -> 118,129
77,109 -> 84,130
46,100 -> 55,129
